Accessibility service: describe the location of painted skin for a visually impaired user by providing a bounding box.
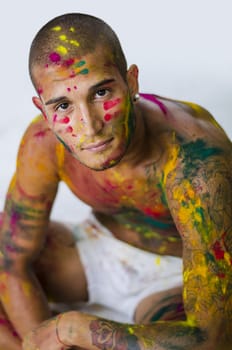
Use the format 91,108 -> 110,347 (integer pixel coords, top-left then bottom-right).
0,45 -> 232,350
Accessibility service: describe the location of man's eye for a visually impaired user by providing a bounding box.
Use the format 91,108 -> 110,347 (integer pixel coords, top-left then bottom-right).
95,89 -> 108,98
56,102 -> 69,111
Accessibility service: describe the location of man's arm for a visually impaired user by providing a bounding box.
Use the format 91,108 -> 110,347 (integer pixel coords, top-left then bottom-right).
22,134 -> 232,350
0,119 -> 59,338
63,136 -> 232,349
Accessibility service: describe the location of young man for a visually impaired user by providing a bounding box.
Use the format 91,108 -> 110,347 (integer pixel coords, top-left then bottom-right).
0,12 -> 231,350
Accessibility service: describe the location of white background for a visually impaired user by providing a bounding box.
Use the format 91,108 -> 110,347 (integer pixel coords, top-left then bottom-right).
0,0 -> 231,222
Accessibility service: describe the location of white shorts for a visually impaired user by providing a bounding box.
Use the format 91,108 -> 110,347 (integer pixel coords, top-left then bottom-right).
51,213 -> 183,323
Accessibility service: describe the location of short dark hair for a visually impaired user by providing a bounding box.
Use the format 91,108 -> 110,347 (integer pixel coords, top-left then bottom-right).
29,13 -> 127,86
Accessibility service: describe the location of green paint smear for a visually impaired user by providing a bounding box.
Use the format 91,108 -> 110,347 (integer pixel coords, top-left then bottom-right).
78,68 -> 89,75
157,181 -> 168,206
55,134 -> 72,153
151,304 -> 181,322
74,60 -> 86,67
180,139 -> 222,178
115,208 -> 174,230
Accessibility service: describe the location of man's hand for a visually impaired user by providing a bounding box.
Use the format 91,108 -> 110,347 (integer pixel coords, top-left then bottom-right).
22,316 -> 67,350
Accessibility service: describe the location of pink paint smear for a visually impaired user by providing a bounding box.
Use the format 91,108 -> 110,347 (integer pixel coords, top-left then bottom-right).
140,93 -> 168,116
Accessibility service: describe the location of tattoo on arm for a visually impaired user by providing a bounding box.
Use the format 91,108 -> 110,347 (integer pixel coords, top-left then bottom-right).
90,320 -> 141,350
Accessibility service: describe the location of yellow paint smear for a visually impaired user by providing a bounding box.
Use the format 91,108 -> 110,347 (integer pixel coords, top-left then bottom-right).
52,26 -> 62,32
22,281 -> 32,297
70,39 -> 80,47
59,35 -> 67,41
56,45 -> 68,55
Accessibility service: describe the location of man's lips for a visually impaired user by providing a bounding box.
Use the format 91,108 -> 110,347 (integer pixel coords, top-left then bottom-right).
81,137 -> 114,151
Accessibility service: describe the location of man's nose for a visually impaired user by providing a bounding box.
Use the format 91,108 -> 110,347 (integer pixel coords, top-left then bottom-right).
79,104 -> 104,136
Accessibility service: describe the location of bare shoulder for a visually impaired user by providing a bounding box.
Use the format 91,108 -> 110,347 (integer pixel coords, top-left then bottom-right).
15,114 -> 60,195
167,97 -> 230,148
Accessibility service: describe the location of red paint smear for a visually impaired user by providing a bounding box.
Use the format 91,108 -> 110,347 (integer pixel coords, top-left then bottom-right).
69,71 -> 76,78
66,126 -> 73,133
217,273 -> 226,279
103,98 -> 121,111
67,87 -> 71,92
60,116 -> 70,124
63,58 -> 74,67
127,185 -> 133,190
140,93 -> 168,116
49,52 -> 61,63
212,241 -> 225,260
104,114 -> 112,122
144,207 -> 163,218
37,88 -> 43,95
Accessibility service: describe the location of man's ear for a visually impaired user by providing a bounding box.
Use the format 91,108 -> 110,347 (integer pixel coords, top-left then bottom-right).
126,64 -> 139,99
32,96 -> 48,120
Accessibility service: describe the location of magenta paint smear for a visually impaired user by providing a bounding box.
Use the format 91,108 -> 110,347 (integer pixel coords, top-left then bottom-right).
10,212 -> 20,227
104,113 -> 112,122
49,52 -> 61,63
53,114 -> 57,123
103,98 -> 121,111
140,93 -> 168,116
34,130 -> 47,138
37,88 -> 43,95
0,318 -> 19,338
67,87 -> 71,92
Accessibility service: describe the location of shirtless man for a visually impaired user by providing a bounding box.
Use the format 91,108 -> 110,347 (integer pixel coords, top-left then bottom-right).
0,12 -> 231,350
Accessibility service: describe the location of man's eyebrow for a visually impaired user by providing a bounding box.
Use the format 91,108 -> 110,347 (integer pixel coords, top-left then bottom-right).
45,96 -> 67,105
44,79 -> 115,105
89,78 -> 115,91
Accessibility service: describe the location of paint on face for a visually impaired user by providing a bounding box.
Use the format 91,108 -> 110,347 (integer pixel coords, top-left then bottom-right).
72,60 -> 89,75
63,58 -> 75,67
59,116 -> 70,124
52,26 -> 62,32
56,45 -> 68,55
49,52 -> 61,63
104,113 -> 112,122
66,126 -> 73,133
103,98 -> 121,111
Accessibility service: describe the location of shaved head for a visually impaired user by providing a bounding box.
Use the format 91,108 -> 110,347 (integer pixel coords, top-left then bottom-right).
29,13 -> 127,87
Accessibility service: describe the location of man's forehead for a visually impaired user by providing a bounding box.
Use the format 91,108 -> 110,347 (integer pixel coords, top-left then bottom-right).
33,52 -> 119,87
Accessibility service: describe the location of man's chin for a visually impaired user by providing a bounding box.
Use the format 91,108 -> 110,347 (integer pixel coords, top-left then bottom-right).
75,153 -> 124,171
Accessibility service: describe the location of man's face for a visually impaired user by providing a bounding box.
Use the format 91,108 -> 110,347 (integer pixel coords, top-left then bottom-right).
33,49 -> 135,170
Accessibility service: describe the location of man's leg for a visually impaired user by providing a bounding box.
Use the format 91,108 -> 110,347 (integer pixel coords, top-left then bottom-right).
0,219 -> 88,348
134,286 -> 185,324
34,220 -> 89,304
0,302 -> 21,349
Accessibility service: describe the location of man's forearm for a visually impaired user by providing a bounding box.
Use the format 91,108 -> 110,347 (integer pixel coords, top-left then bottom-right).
57,311 -> 230,350
0,270 -> 51,338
